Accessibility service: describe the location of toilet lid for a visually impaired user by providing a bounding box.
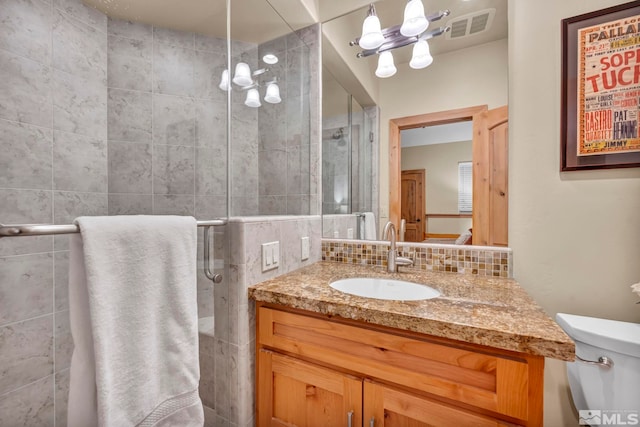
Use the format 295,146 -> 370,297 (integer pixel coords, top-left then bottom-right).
556,313 -> 640,358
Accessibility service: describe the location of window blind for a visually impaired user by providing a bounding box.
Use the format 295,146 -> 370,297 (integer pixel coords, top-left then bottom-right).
458,161 -> 472,213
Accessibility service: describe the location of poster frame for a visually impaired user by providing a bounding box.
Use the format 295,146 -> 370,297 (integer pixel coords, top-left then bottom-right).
561,1 -> 640,171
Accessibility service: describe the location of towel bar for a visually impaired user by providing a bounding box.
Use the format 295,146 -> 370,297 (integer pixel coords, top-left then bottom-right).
0,220 -> 228,283
0,220 -> 227,238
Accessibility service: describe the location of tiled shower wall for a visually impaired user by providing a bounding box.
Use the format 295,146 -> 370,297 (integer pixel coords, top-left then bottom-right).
213,25 -> 321,427
213,215 -> 322,427
0,0 -> 108,425
106,19 -> 228,220
0,2 -> 224,423
257,33 -> 311,215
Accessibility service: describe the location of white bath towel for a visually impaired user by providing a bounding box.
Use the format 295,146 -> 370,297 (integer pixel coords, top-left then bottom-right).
67,215 -> 203,427
363,212 -> 377,240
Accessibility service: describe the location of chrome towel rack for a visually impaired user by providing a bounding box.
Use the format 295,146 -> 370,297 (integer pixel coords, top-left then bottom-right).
0,220 -> 227,283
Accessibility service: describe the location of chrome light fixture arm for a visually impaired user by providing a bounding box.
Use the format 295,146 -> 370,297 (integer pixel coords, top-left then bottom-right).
349,9 -> 450,47
356,26 -> 450,58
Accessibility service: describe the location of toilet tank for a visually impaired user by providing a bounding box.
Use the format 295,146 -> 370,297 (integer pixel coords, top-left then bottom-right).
556,313 -> 640,424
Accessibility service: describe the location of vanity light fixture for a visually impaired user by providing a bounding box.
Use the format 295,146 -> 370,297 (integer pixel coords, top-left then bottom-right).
409,39 -> 433,69
401,0 -> 429,37
351,2 -> 451,78
375,51 -> 397,78
358,4 -> 385,50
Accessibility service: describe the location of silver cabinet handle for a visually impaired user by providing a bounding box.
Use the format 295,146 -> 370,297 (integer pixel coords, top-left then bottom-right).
347,410 -> 354,427
370,417 -> 375,427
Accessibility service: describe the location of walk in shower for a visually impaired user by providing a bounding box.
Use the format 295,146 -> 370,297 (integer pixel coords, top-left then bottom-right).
0,0 -> 318,425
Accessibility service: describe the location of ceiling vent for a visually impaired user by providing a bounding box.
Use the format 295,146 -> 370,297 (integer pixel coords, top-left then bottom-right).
445,8 -> 496,40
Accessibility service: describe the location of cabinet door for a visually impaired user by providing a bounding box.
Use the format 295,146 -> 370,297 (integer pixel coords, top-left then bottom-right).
258,350 -> 363,427
363,381 -> 517,427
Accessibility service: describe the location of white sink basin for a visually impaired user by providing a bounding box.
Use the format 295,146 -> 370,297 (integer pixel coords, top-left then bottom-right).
330,278 -> 440,301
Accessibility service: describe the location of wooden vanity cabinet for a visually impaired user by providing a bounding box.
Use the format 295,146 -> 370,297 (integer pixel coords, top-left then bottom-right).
256,303 -> 544,427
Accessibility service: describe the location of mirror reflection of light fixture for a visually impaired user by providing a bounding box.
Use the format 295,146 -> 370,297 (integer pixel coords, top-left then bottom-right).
218,63 -> 282,107
232,62 -> 253,87
264,82 -> 282,104
244,88 -> 261,108
218,69 -> 231,91
350,3 -> 451,78
262,54 -> 279,64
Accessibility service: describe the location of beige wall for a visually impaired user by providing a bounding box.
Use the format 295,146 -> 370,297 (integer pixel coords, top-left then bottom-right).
401,141 -> 472,235
510,0 -> 640,425
378,38 -> 509,224
322,15 -> 380,106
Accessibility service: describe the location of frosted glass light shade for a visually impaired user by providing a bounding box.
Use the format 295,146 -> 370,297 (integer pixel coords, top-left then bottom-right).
244,88 -> 261,108
264,83 -> 281,104
375,51 -> 396,78
359,15 -> 385,50
263,54 -> 278,64
232,62 -> 253,87
218,69 -> 231,91
400,0 -> 429,37
409,40 -> 433,69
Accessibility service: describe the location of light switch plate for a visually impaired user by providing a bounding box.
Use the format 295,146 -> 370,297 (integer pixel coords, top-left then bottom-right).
261,241 -> 280,272
301,236 -> 310,260
347,228 -> 353,239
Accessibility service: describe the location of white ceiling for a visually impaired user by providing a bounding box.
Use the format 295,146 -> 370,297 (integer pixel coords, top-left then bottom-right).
83,0 -> 507,52
83,0 -> 296,43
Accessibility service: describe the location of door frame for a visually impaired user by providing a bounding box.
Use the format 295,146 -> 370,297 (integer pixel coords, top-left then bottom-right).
389,105 -> 488,227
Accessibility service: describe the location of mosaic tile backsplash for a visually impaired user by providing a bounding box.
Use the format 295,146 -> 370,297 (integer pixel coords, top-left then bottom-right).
322,239 -> 513,278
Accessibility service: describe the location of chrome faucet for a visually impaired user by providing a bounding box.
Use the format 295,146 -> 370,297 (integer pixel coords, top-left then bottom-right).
382,221 -> 414,273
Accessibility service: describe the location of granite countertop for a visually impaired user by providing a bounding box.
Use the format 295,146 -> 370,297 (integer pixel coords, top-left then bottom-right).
248,262 -> 575,361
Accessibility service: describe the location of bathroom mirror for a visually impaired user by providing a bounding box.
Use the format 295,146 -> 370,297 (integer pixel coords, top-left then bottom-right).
321,0 -> 508,244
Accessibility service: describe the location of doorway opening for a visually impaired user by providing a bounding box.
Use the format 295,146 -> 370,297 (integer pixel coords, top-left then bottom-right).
389,104 -> 509,246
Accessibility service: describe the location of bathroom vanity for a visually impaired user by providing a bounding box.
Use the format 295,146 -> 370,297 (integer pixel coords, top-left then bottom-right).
249,262 -> 575,427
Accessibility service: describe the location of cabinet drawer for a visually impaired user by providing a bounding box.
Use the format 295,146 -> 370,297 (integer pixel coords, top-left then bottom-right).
364,380 -> 521,427
258,306 -> 539,422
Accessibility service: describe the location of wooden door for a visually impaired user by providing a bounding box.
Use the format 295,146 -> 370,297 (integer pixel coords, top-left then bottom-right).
258,350 -> 363,427
363,381 -> 510,427
400,169 -> 425,242
472,106 -> 508,246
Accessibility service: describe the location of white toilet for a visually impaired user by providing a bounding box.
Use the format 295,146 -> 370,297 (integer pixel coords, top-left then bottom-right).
556,313 -> 640,426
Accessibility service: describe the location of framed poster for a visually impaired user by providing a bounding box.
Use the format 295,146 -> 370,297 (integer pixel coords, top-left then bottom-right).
561,1 -> 640,171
